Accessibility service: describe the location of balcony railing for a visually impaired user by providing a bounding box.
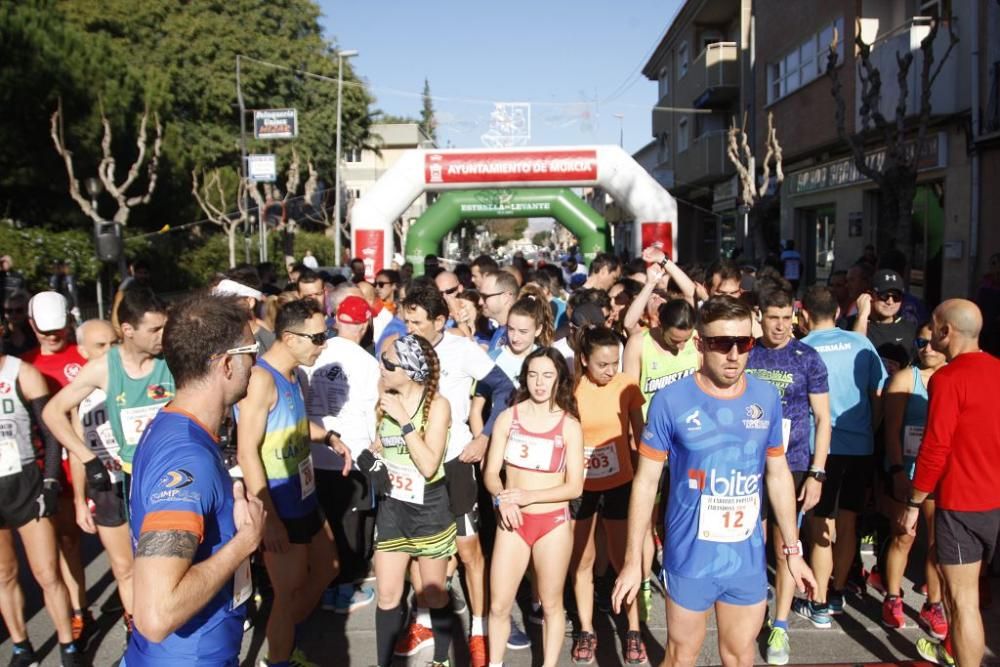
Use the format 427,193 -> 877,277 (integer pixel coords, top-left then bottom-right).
676,130 -> 732,185
689,42 -> 739,108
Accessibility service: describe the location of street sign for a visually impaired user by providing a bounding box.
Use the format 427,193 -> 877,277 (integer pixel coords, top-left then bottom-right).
248,154 -> 277,182
253,109 -> 298,139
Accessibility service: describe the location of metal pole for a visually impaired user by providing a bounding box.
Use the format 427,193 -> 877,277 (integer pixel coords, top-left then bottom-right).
236,55 -> 259,262
90,212 -> 104,319
334,53 -> 345,268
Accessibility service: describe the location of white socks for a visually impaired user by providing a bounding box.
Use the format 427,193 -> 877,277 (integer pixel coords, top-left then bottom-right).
471,615 -> 485,636
416,607 -> 431,627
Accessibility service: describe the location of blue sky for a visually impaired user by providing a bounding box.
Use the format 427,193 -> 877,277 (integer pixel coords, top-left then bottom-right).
317,0 -> 682,155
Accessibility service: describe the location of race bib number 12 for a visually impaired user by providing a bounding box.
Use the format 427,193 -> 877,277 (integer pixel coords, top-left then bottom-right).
698,494 -> 760,543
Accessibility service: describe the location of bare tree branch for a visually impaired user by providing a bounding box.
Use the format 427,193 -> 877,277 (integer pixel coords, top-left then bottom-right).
49,110 -> 101,224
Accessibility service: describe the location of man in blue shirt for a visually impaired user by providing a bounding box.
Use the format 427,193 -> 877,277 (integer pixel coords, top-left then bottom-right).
746,286 -> 832,665
479,270 -> 520,353
797,285 -> 886,628
127,293 -> 265,666
613,296 -> 815,667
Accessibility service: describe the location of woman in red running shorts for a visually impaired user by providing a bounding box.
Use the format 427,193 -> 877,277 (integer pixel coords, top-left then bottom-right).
484,347 -> 584,667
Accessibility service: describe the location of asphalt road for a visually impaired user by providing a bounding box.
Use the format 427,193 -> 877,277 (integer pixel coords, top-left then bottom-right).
1,534 -> 997,666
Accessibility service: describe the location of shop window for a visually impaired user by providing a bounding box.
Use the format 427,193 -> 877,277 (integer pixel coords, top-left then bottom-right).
679,42 -> 689,78
678,117 -> 689,152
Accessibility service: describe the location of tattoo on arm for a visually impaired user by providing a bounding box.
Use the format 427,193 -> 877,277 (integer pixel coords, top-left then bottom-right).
136,530 -> 199,559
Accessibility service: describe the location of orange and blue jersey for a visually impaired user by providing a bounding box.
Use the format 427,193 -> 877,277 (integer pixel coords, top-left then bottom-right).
235,358 -> 317,519
126,406 -> 243,666
640,374 -> 784,580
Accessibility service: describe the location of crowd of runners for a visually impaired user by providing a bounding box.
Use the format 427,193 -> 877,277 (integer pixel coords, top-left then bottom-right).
0,245 -> 997,667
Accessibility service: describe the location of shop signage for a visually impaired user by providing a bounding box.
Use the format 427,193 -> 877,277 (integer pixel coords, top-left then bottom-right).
253,109 -> 298,139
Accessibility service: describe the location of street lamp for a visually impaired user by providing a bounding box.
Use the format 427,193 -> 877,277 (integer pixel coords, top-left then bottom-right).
85,177 -> 106,318
613,113 -> 625,148
334,49 -> 358,268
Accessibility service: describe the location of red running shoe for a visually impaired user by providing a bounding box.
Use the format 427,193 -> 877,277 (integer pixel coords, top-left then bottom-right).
468,635 -> 487,667
393,621 -> 434,656
919,602 -> 949,640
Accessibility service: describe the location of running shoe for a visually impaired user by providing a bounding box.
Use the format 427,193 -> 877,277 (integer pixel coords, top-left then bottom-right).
507,618 -> 531,649
638,579 -> 653,623
571,631 -> 597,664
623,630 -> 648,665
8,645 -> 38,667
915,637 -> 955,666
468,635 -> 487,667
428,662 -> 450,667
881,595 -> 905,629
792,598 -> 831,628
765,626 -> 790,666
335,585 -> 375,614
394,621 -> 435,656
860,532 -> 876,554
867,569 -> 887,596
827,589 -> 845,615
58,644 -> 81,667
289,648 -> 317,667
70,610 -> 95,648
320,587 -> 338,612
919,602 -> 948,640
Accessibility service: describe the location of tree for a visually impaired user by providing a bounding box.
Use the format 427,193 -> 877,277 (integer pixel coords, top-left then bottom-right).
420,78 -> 438,143
726,111 -> 784,260
532,230 -> 552,247
826,12 -> 958,259
50,105 -> 163,227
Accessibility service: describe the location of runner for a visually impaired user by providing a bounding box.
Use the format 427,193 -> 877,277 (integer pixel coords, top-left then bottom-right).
44,286 -> 173,509
295,269 -> 326,310
22,291 -> 92,642
623,298 -> 698,417
612,295 -> 816,667
389,285 -> 514,664
851,269 -> 917,374
479,270 -> 520,352
796,285 -> 886,627
236,298 -> 351,667
69,319 -> 137,635
744,286 -> 832,665
298,295 -> 378,614
488,294 -> 553,383
903,300 -> 1000,667
880,322 -> 947,638
0,337 -> 80,667
484,347 -> 584,667
570,325 -> 647,665
126,292 -> 265,665
372,333 -> 454,667
581,253 -> 622,292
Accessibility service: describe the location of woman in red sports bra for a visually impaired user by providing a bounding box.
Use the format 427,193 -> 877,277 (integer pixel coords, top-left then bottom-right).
484,347 -> 584,667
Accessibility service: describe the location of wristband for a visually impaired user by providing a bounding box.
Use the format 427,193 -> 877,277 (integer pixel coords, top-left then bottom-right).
493,496 -> 501,508
781,539 -> 803,556
401,422 -> 416,436
325,429 -> 341,446
906,498 -> 923,509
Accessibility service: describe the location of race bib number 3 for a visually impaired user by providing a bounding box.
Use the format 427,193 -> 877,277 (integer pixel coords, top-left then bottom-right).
583,443 -> 620,480
120,404 -> 164,446
384,460 -> 426,505
697,494 -> 760,543
506,433 -> 557,471
903,425 -> 924,459
298,455 -> 316,500
0,439 -> 20,477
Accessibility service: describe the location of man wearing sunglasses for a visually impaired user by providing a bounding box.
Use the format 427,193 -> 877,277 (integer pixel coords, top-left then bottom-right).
479,271 -> 520,353
797,285 -> 887,628
615,295 -> 815,667
851,269 -> 917,374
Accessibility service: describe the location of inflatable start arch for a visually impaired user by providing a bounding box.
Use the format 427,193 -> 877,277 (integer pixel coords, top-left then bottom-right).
350,146 -> 677,280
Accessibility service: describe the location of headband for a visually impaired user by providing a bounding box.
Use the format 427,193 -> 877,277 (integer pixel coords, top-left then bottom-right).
393,335 -> 430,383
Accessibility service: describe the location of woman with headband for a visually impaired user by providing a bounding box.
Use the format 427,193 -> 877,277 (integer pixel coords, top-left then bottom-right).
371,334 -> 454,667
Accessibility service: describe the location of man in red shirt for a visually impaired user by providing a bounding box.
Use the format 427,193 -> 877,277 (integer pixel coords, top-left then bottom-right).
901,299 -> 1000,667
22,291 -> 92,643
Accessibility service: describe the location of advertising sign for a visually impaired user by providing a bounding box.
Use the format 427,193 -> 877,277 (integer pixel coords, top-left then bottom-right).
641,222 -> 674,260
253,109 -> 298,140
247,154 -> 277,182
354,228 -> 385,281
424,149 -> 598,185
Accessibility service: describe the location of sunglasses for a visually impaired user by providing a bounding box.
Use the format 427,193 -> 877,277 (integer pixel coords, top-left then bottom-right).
381,354 -> 406,373
286,331 -> 327,346
480,290 -> 507,300
441,285 -> 460,296
702,336 -> 755,354
915,337 -> 931,349
211,341 -> 260,360
877,291 -> 903,303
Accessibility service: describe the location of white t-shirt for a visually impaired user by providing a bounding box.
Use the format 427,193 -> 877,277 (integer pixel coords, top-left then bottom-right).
435,332 -> 498,461
297,337 -> 379,471
372,308 -> 393,344
491,345 -> 536,386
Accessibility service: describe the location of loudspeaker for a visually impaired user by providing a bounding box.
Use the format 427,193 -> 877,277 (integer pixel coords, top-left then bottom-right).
95,228 -> 122,263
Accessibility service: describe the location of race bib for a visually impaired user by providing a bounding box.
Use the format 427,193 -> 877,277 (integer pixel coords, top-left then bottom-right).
231,557 -> 253,610
384,460 -> 426,505
0,439 -> 20,477
781,418 -> 791,452
903,425 -> 924,459
697,494 -> 760,543
298,455 -> 316,500
505,432 -> 557,471
120,404 -> 164,446
583,443 -> 620,480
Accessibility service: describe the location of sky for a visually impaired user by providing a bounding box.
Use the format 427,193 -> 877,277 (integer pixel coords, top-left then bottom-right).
317,0 -> 683,156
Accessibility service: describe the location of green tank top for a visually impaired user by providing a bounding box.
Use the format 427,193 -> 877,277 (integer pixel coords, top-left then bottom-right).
106,346 -> 175,471
638,330 -> 699,418
379,398 -> 446,484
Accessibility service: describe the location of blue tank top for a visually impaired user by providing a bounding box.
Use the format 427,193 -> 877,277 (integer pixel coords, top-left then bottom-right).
901,366 -> 929,479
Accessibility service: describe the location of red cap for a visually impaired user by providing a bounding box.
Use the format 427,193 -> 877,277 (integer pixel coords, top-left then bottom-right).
337,295 -> 372,324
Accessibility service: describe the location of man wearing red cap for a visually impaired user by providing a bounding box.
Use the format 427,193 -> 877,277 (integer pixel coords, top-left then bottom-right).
298,295 -> 380,614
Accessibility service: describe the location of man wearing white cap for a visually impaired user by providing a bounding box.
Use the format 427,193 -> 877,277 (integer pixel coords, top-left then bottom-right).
213,269 -> 275,353
22,291 -> 93,643
297,295 -> 379,614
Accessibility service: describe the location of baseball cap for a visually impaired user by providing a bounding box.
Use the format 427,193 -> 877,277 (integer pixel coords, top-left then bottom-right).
873,269 -> 904,294
28,291 -> 68,331
337,295 -> 372,324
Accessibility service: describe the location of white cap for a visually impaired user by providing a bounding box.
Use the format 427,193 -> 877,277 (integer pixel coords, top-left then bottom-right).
28,291 -> 68,331
211,279 -> 263,301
